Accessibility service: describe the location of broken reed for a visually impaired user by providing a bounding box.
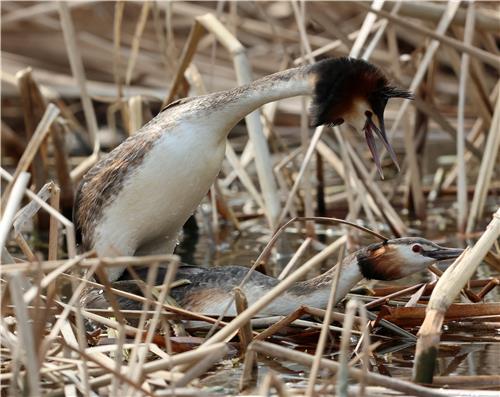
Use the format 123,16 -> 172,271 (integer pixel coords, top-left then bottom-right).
1,1 -> 499,395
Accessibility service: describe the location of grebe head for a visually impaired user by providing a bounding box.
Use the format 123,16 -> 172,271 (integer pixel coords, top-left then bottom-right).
308,57 -> 412,178
357,237 -> 463,281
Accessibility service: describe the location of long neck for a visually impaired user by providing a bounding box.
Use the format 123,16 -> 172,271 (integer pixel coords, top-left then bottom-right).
289,253 -> 364,307
194,66 -> 314,137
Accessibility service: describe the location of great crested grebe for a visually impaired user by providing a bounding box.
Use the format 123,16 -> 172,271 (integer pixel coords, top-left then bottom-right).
74,57 -> 412,282
83,238 -> 462,316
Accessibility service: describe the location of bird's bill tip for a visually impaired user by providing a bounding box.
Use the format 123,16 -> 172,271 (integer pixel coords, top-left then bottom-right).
363,124 -> 384,179
363,115 -> 400,179
425,247 -> 464,260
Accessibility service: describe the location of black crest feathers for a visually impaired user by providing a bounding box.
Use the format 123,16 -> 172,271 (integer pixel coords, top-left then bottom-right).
308,57 -> 412,127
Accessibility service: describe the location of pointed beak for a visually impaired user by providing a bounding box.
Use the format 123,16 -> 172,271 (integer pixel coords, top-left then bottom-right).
423,246 -> 464,261
363,113 -> 401,179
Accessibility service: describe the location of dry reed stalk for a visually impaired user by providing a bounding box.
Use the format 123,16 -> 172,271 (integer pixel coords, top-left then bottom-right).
365,283 -> 426,310
361,1 -> 460,179
316,140 -> 345,178
225,142 -> 266,210
73,304 -> 91,396
93,266 -> 128,326
362,2 -> 403,61
170,1 -> 331,48
0,172 -> 31,254
336,132 -> 380,231
14,234 -> 37,262
344,143 -> 407,236
0,254 -> 175,274
466,90 -> 500,232
113,1 -> 125,99
276,126 -> 325,227
354,305 -> 371,397
253,306 -> 307,341
379,302 -> 500,325
456,2 -> 476,233
444,83 -> 499,189
350,0 -> 385,58
1,120 -> 25,157
250,341 -> 444,397
48,184 -> 61,261
49,340 -> 156,397
277,236 -> 312,280
306,245 -> 345,396
413,208 -> 500,383
402,113 -> 425,219
126,261 -> 180,396
200,13 -> 281,229
293,1 -> 316,237
258,370 -> 289,397
381,1 -> 499,32
23,253 -> 86,304
16,68 -> 49,217
213,180 -> 240,231
1,103 -> 59,208
54,299 -> 145,338
1,1 -> 85,26
58,2 -> 100,181
273,146 -> 302,218
336,299 -> 358,397
86,342 -> 229,390
9,272 -> 41,396
293,19 -> 386,64
239,349 -> 258,392
410,95 -> 482,160
301,97 -> 315,237
151,2 -> 170,73
37,260 -> 99,363
12,181 -> 52,229
357,2 -> 500,68
18,66 -> 74,213
432,375 -> 500,388
128,95 -> 143,132
210,184 -> 220,238
125,1 -> 150,86
443,45 -> 493,132
49,119 -> 74,213
123,265 -> 160,395
331,130 -> 360,219
172,345 -> 229,388
233,287 -> 252,355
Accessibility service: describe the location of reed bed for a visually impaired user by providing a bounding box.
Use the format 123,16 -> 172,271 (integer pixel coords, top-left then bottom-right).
1,1 -> 499,396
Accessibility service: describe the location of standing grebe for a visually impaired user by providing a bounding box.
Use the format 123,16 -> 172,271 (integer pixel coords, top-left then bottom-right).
74,58 -> 412,282
83,238 -> 462,316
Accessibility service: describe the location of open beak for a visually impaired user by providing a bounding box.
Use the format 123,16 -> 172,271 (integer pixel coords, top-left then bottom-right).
423,246 -> 464,261
363,113 -> 400,179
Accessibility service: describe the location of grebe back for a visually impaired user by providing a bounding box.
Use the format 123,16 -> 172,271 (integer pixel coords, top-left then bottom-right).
83,237 -> 462,316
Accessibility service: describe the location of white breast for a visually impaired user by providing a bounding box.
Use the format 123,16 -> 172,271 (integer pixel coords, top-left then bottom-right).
93,122 -> 226,281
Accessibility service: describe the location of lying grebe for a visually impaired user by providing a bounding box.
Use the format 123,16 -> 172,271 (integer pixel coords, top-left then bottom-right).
83,237 -> 462,316
74,57 -> 412,282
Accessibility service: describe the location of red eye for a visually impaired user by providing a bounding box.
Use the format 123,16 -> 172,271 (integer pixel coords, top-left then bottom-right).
412,244 -> 422,253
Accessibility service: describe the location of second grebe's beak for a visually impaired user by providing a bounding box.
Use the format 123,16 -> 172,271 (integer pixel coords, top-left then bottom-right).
423,246 -> 464,261
363,111 -> 400,179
